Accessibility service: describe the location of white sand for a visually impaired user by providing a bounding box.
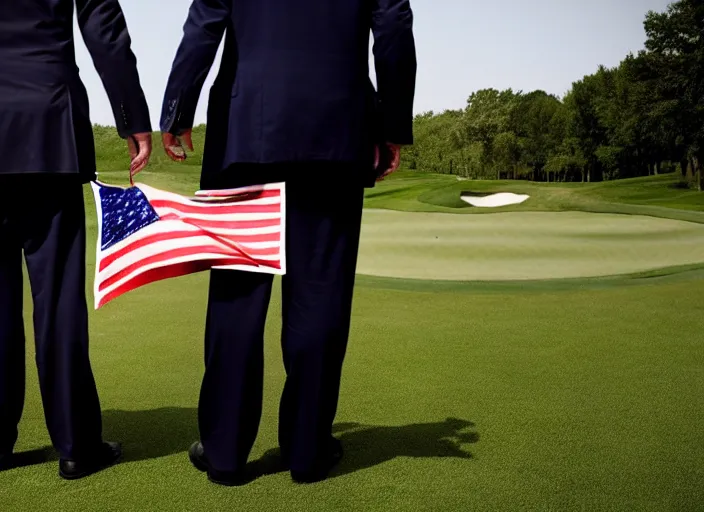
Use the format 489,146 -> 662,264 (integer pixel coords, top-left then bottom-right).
461,192 -> 530,208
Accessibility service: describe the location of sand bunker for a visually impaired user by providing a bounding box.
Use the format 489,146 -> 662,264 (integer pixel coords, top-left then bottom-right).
460,192 -> 530,208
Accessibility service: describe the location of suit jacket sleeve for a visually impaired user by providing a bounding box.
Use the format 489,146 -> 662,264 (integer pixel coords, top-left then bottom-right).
160,0 -> 231,135
371,0 -> 417,145
76,0 -> 152,138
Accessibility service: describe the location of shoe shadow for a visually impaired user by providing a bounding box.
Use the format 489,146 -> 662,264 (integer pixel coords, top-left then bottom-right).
0,408 -> 197,471
102,407 -> 198,463
254,417 -> 478,480
3,447 -> 58,470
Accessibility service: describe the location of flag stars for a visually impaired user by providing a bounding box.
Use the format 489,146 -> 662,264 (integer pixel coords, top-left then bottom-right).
97,184 -> 160,250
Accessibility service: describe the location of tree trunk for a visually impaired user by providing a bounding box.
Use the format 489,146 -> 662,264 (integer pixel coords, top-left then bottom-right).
654,161 -> 660,175
686,158 -> 695,185
681,158 -> 689,177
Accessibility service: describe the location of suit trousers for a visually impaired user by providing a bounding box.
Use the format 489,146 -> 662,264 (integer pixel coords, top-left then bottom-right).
0,176 -> 103,460
198,164 -> 365,474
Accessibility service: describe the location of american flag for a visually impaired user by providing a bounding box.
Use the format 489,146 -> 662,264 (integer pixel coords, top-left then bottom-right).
90,181 -> 286,309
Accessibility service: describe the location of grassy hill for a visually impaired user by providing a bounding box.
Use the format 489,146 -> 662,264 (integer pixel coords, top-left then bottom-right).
366,172 -> 704,221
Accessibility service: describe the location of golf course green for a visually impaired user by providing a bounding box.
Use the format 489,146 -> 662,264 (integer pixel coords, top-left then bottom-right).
359,209 -> 704,281
2,163 -> 703,511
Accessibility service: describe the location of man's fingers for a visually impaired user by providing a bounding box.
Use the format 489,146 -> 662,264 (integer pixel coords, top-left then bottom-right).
376,143 -> 402,182
130,152 -> 149,185
127,136 -> 138,160
130,163 -> 143,186
167,144 -> 187,161
182,130 -> 194,151
130,160 -> 147,184
390,144 -> 401,172
128,133 -> 152,185
130,144 -> 150,173
162,132 -> 187,162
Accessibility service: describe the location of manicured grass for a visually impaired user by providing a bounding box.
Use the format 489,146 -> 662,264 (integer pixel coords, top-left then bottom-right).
358,209 -> 704,280
5,267 -> 703,510
2,152 -> 703,510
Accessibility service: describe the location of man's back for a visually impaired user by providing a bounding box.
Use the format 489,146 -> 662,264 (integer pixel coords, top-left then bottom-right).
0,0 -> 151,178
229,0 -> 370,79
161,0 -> 416,180
0,1 -> 76,65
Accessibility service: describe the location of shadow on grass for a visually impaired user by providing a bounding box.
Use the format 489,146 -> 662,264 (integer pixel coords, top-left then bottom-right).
102,407 -> 199,463
0,408 -> 197,471
103,409 -> 478,479
4,412 -> 477,482
331,416 -> 477,478
2,447 -> 59,469
255,416 -> 478,480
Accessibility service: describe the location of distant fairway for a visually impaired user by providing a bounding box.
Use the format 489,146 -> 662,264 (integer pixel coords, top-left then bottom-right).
358,209 -> 704,280
2,158 -> 703,511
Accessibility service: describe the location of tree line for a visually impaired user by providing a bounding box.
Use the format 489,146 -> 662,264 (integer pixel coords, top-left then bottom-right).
403,0 -> 703,190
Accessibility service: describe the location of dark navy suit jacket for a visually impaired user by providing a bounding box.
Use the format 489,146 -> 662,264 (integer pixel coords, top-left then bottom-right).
160,0 -> 416,186
0,0 -> 151,182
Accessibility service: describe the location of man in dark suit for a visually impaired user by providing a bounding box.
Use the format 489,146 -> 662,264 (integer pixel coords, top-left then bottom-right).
160,0 -> 416,485
0,0 -> 152,479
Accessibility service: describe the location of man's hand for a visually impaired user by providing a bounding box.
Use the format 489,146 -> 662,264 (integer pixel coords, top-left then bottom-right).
375,142 -> 402,182
162,129 -> 194,162
128,132 -> 153,185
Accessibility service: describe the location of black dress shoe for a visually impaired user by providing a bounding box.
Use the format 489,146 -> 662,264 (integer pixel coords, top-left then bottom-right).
189,441 -> 250,486
291,437 -> 343,484
59,441 -> 122,480
0,454 -> 12,471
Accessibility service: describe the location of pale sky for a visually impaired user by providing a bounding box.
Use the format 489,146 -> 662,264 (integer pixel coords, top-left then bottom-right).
73,0 -> 672,129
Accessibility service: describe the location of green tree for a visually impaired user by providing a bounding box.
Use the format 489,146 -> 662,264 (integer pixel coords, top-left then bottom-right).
643,0 -> 704,190
456,89 -> 519,178
493,131 -> 523,180
563,74 -> 608,183
510,90 -> 566,179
